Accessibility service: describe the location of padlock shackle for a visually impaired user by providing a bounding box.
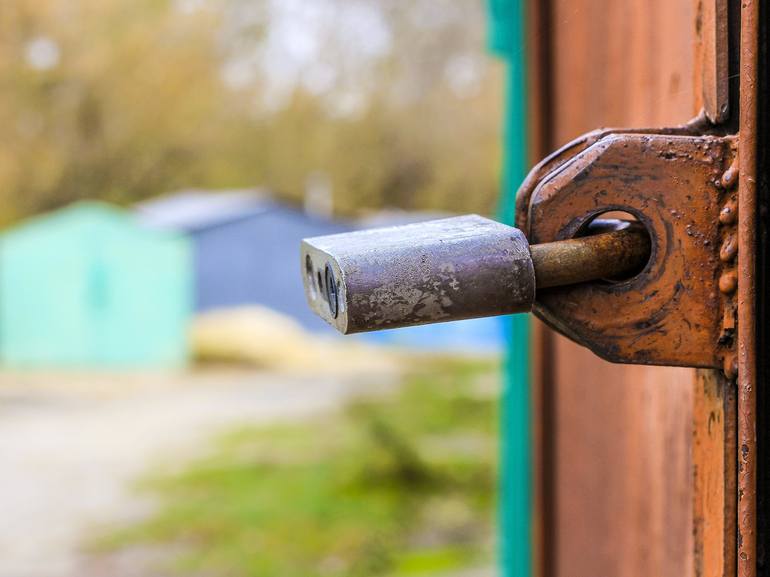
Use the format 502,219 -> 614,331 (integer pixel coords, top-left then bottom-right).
531,222 -> 650,289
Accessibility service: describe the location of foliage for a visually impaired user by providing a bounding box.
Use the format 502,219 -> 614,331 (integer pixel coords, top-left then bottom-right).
0,0 -> 503,226
101,357 -> 500,577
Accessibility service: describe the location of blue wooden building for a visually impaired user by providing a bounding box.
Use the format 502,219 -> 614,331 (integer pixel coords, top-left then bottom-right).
139,191 -> 504,352
137,190 -> 353,333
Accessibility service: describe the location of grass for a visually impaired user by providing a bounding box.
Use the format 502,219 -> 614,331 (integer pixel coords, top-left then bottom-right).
101,356 -> 500,577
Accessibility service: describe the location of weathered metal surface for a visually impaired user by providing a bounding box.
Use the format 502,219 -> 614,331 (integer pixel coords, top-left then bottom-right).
536,3 -> 704,577
737,1 -> 759,574
301,215 -> 536,334
304,132 -> 734,362
754,4 -> 769,572
530,221 -> 650,289
302,215 -> 653,334
695,0 -> 730,123
519,131 -> 737,369
515,116 -> 717,231
693,369 -> 737,577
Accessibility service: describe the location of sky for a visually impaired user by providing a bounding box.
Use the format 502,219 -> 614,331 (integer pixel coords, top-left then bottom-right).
219,0 -> 392,114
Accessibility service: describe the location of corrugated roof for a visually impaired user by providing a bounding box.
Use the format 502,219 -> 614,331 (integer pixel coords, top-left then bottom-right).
136,189 -> 273,232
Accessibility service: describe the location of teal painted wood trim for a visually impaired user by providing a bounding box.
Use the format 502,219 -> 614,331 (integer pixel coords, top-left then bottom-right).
500,313 -> 531,577
488,1 -> 531,576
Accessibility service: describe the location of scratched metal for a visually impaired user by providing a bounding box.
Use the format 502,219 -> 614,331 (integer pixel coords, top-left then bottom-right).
520,131 -> 737,368
530,221 -> 650,289
301,215 -> 536,334
514,115 -> 719,232
737,0 -> 759,573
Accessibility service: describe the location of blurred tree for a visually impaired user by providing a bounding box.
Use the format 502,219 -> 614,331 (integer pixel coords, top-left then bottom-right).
0,0 -> 502,225
0,0 -> 232,223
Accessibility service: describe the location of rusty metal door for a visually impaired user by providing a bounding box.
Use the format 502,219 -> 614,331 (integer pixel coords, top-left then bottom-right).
300,2 -> 764,575
526,2 -> 763,577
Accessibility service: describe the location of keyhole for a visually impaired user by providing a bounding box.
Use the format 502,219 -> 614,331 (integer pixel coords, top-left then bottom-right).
324,264 -> 338,318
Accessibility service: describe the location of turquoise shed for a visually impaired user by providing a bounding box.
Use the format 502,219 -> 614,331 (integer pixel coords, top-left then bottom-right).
0,202 -> 192,368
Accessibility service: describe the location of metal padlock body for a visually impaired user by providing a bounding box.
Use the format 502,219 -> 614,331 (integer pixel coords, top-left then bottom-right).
302,215 -> 535,334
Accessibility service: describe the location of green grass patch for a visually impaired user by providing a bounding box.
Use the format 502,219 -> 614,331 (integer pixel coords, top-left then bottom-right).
102,356 -> 500,577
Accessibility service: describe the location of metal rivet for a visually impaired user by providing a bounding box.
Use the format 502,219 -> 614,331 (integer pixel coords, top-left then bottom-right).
719,201 -> 738,225
720,235 -> 738,262
719,270 -> 738,294
721,165 -> 739,190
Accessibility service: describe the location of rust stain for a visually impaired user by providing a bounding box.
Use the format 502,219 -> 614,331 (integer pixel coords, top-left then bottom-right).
517,129 -> 737,369
737,0 -> 758,575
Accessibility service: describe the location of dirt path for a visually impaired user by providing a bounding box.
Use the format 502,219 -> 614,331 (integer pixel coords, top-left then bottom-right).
0,369 -> 392,577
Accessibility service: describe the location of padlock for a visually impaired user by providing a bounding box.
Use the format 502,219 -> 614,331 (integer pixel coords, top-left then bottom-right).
301,214 -> 649,334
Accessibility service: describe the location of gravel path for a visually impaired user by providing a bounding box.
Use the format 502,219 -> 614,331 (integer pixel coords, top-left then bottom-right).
0,369 -> 392,577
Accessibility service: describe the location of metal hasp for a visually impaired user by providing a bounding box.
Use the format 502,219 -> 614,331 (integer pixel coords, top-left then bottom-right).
517,124 -> 739,369
301,215 -> 650,334
301,122 -> 739,371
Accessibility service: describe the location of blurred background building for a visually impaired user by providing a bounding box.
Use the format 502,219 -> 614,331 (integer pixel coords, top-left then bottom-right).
137,189 -> 353,333
0,202 -> 191,368
0,0 -> 507,364
0,2 -> 511,577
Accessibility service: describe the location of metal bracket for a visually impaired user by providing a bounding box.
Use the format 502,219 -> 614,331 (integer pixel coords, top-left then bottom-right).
517,126 -> 738,370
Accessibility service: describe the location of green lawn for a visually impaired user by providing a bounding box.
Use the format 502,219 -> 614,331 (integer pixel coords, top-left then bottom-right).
102,357 -> 500,577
